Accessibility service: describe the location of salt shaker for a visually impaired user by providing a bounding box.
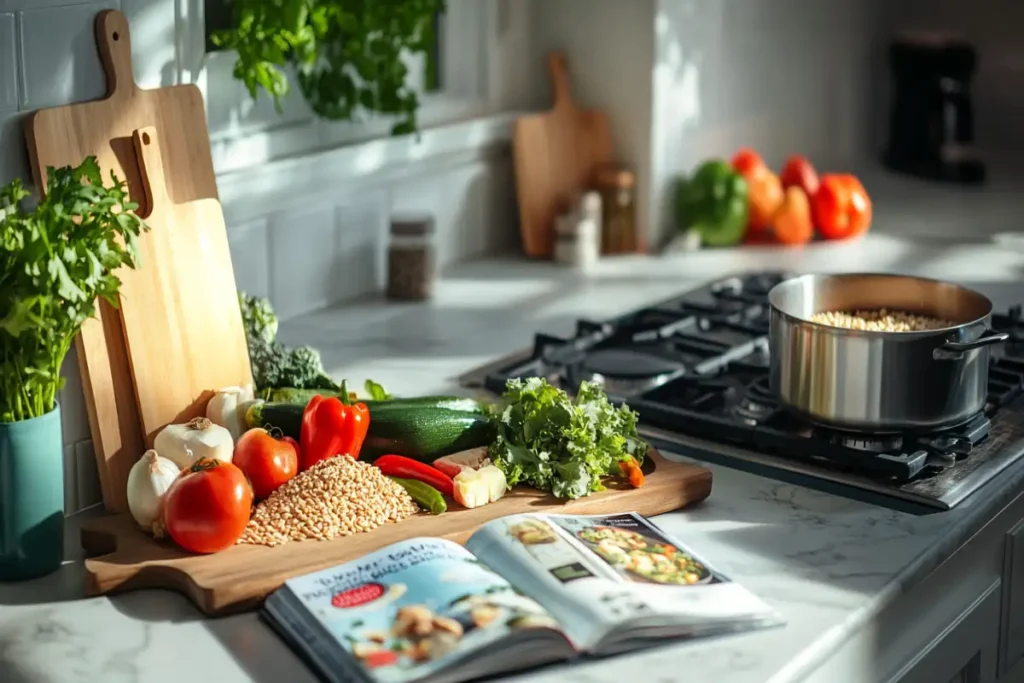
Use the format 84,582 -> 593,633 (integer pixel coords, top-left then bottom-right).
554,212 -> 599,270
387,215 -> 436,301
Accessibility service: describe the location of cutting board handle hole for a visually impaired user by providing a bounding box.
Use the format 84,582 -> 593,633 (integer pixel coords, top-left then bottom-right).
112,31 -> 119,41
141,131 -> 151,145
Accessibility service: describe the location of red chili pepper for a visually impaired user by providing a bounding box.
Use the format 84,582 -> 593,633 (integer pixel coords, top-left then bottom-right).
299,395 -> 370,470
618,457 -> 645,488
373,455 -> 454,497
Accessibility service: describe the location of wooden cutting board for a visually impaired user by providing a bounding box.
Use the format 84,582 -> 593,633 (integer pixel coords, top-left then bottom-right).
23,10 -> 236,512
81,450 -> 712,615
513,52 -> 614,259
122,127 -> 252,442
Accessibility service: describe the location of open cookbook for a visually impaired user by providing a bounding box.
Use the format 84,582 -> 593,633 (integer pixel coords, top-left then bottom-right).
263,512 -> 783,683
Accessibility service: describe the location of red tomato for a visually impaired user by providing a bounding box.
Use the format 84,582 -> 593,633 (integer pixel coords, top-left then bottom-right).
812,174 -> 872,240
773,186 -> 813,245
233,428 -> 299,500
780,155 -> 820,197
163,458 -> 253,554
731,148 -> 766,178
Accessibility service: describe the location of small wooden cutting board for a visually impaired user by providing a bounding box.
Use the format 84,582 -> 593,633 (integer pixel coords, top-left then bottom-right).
513,52 -> 614,258
121,128 -> 252,444
81,450 -> 712,615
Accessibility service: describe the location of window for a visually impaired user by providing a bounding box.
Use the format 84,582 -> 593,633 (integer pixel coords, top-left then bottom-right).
195,0 -> 494,173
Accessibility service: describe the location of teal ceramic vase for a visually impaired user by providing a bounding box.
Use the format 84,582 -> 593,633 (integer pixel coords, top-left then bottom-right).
0,404 -> 65,580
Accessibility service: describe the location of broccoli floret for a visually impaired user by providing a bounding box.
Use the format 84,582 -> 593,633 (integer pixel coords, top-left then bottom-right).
278,345 -> 339,391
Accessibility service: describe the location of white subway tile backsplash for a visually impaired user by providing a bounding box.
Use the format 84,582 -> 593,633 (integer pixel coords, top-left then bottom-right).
0,13 -> 17,114
334,199 -> 388,297
17,1 -> 118,110
0,112 -> 24,187
227,217 -> 271,299
74,440 -> 101,510
268,204 -> 340,321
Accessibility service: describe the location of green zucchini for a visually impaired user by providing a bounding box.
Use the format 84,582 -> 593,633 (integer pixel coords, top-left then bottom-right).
388,476 -> 446,514
364,396 -> 489,416
361,407 -> 496,463
245,401 -> 496,460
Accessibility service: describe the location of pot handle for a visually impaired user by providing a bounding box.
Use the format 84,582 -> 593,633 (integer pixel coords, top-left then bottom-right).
934,331 -> 1010,359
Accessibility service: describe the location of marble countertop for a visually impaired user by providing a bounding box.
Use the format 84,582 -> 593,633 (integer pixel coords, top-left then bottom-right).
5,233 -> 1024,683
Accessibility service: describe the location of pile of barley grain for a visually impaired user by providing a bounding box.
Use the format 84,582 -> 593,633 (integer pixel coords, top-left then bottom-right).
238,456 -> 420,547
810,308 -> 951,332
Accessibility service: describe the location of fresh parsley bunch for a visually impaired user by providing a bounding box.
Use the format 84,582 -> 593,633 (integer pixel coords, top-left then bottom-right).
0,158 -> 148,422
490,378 -> 649,500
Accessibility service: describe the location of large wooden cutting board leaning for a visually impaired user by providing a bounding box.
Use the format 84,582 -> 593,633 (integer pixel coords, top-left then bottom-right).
513,52 -> 614,258
81,450 -> 712,615
23,10 -> 251,512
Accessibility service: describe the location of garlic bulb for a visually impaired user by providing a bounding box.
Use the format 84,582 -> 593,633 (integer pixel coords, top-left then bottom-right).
126,450 -> 180,532
153,417 -> 234,470
206,385 -> 256,441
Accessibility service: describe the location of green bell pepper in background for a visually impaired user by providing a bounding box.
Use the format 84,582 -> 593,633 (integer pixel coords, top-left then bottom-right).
675,160 -> 750,247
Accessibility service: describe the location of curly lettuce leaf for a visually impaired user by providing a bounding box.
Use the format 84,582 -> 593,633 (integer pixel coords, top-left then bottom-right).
489,378 -> 648,500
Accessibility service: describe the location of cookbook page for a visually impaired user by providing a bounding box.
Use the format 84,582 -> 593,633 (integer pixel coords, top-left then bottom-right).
283,538 -> 562,683
468,512 -> 778,647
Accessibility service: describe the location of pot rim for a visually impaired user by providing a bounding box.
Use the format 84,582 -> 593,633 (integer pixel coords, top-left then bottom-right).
768,272 -> 995,339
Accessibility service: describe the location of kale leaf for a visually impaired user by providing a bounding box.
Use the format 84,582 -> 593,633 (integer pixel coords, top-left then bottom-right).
489,378 -> 648,500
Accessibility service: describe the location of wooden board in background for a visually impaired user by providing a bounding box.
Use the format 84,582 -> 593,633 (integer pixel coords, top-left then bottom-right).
81,450 -> 712,615
121,127 -> 252,443
23,10 -> 240,512
513,52 -> 614,258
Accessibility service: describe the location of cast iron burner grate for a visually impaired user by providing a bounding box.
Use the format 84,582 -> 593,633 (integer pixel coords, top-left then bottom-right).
483,272 -> 1024,489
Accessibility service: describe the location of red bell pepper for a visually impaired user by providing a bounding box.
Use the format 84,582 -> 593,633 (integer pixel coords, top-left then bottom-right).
299,394 -> 370,470
812,174 -> 872,240
373,455 -> 454,497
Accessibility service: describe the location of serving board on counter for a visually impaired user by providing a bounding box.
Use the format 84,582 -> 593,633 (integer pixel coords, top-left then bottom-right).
81,449 -> 712,615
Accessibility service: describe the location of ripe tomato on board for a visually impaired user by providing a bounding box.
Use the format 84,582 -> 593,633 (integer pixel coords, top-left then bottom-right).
163,458 -> 253,554
233,428 -> 299,500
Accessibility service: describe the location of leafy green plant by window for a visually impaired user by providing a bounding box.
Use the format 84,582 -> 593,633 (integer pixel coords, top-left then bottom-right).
0,159 -> 148,422
211,0 -> 445,136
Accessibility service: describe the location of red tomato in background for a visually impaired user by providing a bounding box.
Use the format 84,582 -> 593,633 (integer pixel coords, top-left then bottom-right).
163,458 -> 253,554
813,174 -> 872,240
730,148 -> 767,178
780,155 -> 820,197
233,428 -> 299,500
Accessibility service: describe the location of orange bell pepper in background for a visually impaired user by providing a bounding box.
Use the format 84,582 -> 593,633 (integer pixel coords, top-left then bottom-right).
773,186 -> 813,245
731,147 -> 784,234
299,394 -> 369,470
812,174 -> 873,240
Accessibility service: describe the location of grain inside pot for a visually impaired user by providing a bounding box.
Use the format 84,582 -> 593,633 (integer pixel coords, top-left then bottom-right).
238,456 -> 420,547
810,308 -> 952,332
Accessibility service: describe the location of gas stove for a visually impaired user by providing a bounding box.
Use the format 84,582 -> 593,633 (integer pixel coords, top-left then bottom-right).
461,272 -> 1024,512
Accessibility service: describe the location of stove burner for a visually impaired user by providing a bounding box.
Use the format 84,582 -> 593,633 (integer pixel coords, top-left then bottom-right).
826,431 -> 905,453
576,348 -> 683,396
732,376 -> 778,425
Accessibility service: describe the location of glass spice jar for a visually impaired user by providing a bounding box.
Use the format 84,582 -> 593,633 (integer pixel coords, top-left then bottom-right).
387,215 -> 436,301
595,165 -> 638,254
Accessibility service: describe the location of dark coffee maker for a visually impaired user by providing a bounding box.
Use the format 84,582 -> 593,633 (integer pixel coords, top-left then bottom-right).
884,33 -> 985,184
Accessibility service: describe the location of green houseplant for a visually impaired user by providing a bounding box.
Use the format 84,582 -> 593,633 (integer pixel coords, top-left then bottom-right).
211,0 -> 444,136
0,157 -> 147,580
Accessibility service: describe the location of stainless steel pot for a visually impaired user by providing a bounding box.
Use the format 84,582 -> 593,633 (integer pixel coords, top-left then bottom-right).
768,273 -> 1009,432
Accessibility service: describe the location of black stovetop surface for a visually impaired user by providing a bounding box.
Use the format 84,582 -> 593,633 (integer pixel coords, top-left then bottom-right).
479,272 -> 1024,511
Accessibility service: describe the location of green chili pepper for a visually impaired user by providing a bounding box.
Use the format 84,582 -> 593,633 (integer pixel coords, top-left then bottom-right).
388,476 -> 447,515
675,160 -> 750,247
